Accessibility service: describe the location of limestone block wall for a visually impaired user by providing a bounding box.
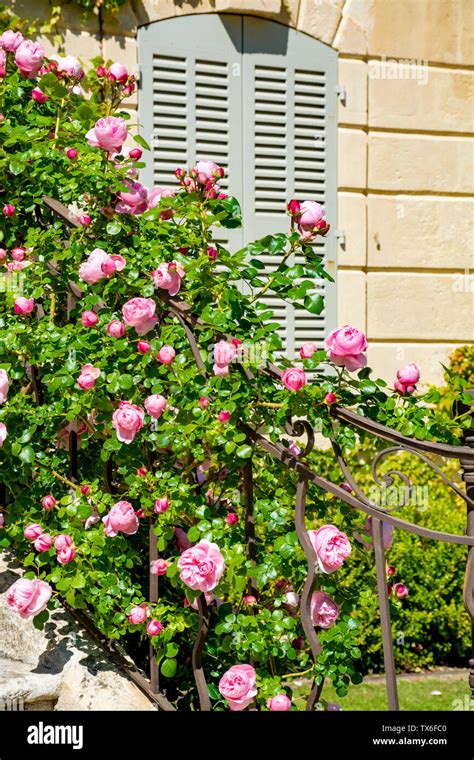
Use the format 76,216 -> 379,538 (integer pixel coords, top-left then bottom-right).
9,0 -> 474,386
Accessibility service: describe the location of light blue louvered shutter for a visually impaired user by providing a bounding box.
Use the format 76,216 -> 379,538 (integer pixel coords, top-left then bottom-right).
138,14 -> 244,250
242,17 -> 338,360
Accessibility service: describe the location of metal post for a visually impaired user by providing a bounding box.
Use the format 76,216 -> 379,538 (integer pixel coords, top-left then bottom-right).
149,518 -> 159,694
459,390 -> 474,698
373,517 -> 399,710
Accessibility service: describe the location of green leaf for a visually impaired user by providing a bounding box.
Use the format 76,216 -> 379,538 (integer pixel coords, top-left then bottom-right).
133,134 -> 151,151
160,658 -> 177,677
33,609 -> 49,631
19,446 -> 35,465
304,293 -> 324,315
106,221 -> 122,236
236,444 -> 252,459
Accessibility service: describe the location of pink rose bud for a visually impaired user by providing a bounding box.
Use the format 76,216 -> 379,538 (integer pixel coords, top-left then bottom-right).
154,498 -> 169,514
11,247 -> 26,261
219,664 -> 257,711
394,583 -> 409,599
325,326 -> 368,372
128,604 -> 149,624
287,199 -> 301,216
66,147 -> 78,160
150,559 -> 168,576
225,512 -> 238,526
81,310 -> 98,327
146,619 -> 163,636
135,508 -> 145,519
96,64 -> 107,77
299,342 -> 317,359
144,394 -> 167,419
308,524 -> 352,574
107,320 -> 125,338
31,87 -> 48,103
157,345 -> 176,365
0,514 -> 4,528
387,565 -> 396,577
3,204 -> 15,217
292,636 -> 305,651
42,495 -> 56,510
14,297 -> 34,315
137,340 -> 151,354
199,397 -> 210,409
325,702 -> 343,711
244,595 -> 257,605
77,363 -> 100,390
340,482 -> 353,493
108,62 -> 128,84
77,213 -> 91,226
267,694 -> 292,711
281,368 -> 307,391
80,485 -> 90,495
310,591 -> 339,628
218,410 -> 231,423
325,392 -> 337,405
207,246 -> 218,260
276,579 -> 288,590
0,422 -> 7,447
24,523 -> 43,540
0,248 -> 6,261
129,147 -> 142,160
137,466 -> 147,478
284,591 -> 299,608
7,578 -> 52,618
34,533 -> 53,552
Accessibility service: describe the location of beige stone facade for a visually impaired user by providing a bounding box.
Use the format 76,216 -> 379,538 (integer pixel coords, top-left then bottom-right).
10,0 -> 474,386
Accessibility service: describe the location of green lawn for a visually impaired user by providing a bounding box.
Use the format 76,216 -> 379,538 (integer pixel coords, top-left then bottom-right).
292,673 -> 472,711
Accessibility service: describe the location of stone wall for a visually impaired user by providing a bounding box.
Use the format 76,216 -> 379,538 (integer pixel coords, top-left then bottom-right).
9,0 -> 474,385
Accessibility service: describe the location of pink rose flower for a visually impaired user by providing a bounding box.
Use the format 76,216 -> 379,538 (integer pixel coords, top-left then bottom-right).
86,116 -> 128,153
79,248 -> 126,285
144,394 -> 167,418
115,180 -> 148,215
308,524 -> 352,574
31,87 -> 48,103
14,297 -> 34,315
214,340 -> 237,367
128,603 -> 149,624
213,363 -> 229,377
11,247 -> 26,261
81,310 -> 98,327
152,262 -> 184,297
0,422 -> 7,447
267,694 -> 292,711
56,55 -> 84,80
24,523 -> 43,541
0,368 -> 9,404
218,664 -> 257,711
0,30 -> 24,52
283,591 -> 299,608
34,533 -> 53,552
178,539 -> 225,592
150,559 -> 168,576
15,40 -> 44,78
281,368 -> 307,391
146,619 -> 163,636
7,578 -> 52,618
103,500 -> 139,538
77,364 -> 100,390
194,160 -> 223,186
107,320 -> 125,338
298,200 -> 325,230
112,401 -> 145,444
122,297 -> 157,336
325,326 -> 367,372
299,342 -> 318,359
157,345 -> 176,365
42,495 -> 56,510
54,534 -> 73,551
108,62 -> 128,84
310,591 -> 339,628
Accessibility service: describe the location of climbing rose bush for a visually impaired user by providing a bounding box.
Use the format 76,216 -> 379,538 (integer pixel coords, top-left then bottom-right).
0,27 -> 471,711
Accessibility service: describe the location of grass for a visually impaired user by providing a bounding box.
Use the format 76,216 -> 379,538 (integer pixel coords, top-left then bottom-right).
292,672 -> 472,711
